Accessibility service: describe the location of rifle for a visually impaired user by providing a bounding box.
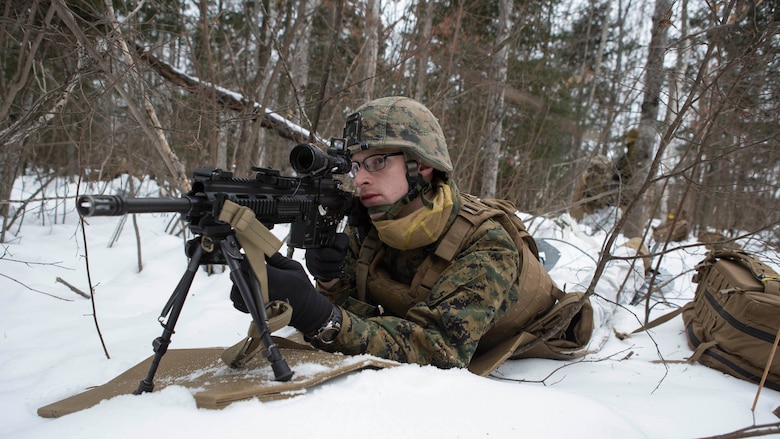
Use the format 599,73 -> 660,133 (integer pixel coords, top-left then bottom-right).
77,143 -> 354,392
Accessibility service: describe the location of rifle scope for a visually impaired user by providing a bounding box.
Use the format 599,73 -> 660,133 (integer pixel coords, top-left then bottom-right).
289,143 -> 351,176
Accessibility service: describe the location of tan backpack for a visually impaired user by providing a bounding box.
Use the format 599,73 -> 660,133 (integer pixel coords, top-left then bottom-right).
634,249 -> 780,390
685,250 -> 780,390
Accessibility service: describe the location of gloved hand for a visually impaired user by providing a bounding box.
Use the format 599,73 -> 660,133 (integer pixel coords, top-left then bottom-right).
266,253 -> 335,334
229,254 -> 334,335
305,233 -> 349,281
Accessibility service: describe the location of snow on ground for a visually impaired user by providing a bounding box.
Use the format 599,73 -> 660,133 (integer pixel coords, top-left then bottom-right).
2,173 -> 779,438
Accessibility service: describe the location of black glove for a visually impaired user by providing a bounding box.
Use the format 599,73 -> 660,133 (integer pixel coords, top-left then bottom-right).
305,233 -> 349,281
265,253 -> 334,335
229,254 -> 333,335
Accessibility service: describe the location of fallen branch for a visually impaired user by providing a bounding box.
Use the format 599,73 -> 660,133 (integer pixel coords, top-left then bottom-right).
55,277 -> 90,299
133,42 -> 326,148
697,422 -> 780,439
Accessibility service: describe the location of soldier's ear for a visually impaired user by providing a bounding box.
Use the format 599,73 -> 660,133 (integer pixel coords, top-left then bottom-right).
418,162 -> 434,181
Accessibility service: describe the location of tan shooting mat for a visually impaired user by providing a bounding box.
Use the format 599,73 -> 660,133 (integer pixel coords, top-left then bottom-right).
38,338 -> 397,418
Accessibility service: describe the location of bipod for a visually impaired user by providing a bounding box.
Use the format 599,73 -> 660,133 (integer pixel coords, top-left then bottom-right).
133,232 -> 293,395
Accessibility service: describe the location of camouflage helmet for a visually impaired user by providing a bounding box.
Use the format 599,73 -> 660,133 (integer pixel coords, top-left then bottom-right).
343,96 -> 453,173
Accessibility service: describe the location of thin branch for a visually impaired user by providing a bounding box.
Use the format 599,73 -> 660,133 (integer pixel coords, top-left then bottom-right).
490,346 -> 636,385
55,276 -> 90,299
0,272 -> 71,301
79,216 -> 110,360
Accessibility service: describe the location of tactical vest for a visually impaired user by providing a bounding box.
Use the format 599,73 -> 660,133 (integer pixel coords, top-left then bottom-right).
354,194 -> 564,373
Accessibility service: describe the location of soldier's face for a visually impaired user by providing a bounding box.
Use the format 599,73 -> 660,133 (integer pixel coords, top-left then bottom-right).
351,148 -> 410,220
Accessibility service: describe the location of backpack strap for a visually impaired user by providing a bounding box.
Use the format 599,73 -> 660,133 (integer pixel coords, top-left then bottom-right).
631,303 -> 693,334
475,196 -> 540,258
416,194 -> 544,297
356,195 -> 497,300
416,202 -> 488,296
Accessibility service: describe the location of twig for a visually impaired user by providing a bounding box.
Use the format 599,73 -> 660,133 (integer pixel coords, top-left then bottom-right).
107,214 -> 127,248
1,173 -> 57,234
752,327 -> 780,412
1,255 -> 72,270
55,276 -> 90,299
79,216 -> 111,359
490,346 -> 636,385
0,272 -> 72,301
132,213 -> 143,272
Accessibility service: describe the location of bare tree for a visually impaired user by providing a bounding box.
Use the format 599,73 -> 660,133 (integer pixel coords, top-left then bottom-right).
0,1 -> 72,225
360,0 -> 380,101
481,0 -> 512,198
621,0 -> 673,238
3,0 -> 778,250
414,1 -> 434,102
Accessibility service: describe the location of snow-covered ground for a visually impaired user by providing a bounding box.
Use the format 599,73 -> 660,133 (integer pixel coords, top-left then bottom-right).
2,173 -> 779,438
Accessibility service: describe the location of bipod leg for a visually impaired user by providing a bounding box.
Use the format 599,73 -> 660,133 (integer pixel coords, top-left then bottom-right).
133,244 -> 204,395
220,235 -> 293,382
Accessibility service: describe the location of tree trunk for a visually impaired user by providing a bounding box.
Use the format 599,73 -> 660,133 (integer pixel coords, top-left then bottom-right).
310,0 -> 343,136
290,0 -> 317,128
197,0 -> 224,169
361,0 -> 380,101
414,0 -> 434,102
621,0 -> 672,238
481,0 -> 512,198
660,0 -> 690,218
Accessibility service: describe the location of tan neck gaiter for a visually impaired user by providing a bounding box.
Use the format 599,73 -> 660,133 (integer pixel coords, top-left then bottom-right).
372,182 -> 454,250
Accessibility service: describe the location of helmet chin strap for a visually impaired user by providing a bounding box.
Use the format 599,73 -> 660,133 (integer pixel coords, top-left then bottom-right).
366,161 -> 432,221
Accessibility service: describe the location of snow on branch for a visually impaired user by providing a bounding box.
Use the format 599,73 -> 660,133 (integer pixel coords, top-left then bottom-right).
133,43 -> 328,149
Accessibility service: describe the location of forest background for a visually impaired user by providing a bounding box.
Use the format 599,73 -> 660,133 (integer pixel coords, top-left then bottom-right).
1,0 -> 779,255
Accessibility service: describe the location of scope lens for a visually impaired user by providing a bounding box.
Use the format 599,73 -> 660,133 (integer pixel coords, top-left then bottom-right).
289,144 -> 350,175
290,144 -> 319,174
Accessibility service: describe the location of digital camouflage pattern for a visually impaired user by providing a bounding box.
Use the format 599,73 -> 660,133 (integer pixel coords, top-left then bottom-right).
316,181 -> 521,368
348,96 -> 454,173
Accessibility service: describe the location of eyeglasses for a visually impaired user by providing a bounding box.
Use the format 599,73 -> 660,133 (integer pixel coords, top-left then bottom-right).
349,152 -> 404,178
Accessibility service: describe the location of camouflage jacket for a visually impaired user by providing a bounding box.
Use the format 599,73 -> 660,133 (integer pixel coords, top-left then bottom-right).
317,181 -> 520,369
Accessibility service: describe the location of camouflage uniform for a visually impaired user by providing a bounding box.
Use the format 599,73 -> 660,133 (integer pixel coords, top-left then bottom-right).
310,96 -> 521,368
571,129 -> 639,219
570,155 -> 616,220
318,179 -> 521,369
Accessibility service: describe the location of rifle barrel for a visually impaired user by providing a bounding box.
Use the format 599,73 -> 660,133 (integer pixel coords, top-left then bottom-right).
77,195 -> 192,217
